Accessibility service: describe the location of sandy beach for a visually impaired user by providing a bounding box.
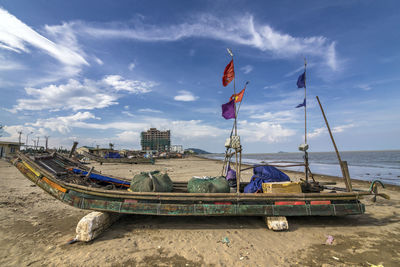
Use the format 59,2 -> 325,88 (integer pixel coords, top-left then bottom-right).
1,156 -> 399,266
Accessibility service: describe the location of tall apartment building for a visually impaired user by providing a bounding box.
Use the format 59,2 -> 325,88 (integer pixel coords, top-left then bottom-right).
140,128 -> 171,151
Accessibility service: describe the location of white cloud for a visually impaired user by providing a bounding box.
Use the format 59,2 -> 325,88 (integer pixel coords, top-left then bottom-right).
332,123 -> 355,133
138,108 -> 162,113
77,14 -> 338,70
357,84 -> 372,91
9,75 -> 155,112
307,127 -> 326,139
249,110 -> 298,123
122,111 -> 135,117
241,65 -> 253,74
27,112 -> 98,134
0,55 -> 25,70
1,125 -> 35,143
0,8 -> 88,67
128,62 -> 135,70
0,61 -> 24,70
9,79 -> 118,112
94,57 -> 104,65
170,120 -> 225,139
116,131 -> 140,142
103,75 -> 156,93
308,123 -> 355,139
194,107 -> 219,114
238,120 -> 296,143
174,90 -> 199,102
284,65 -> 307,78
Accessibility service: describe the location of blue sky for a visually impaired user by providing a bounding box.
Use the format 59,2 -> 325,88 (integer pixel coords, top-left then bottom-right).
0,0 -> 399,152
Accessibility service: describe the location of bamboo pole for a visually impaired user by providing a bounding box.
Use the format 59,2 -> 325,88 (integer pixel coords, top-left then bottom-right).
316,96 -> 352,192
69,141 -> 78,158
230,53 -> 240,193
341,161 -> 353,191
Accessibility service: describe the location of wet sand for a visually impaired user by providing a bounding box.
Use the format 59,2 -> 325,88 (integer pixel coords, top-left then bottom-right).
0,157 -> 399,266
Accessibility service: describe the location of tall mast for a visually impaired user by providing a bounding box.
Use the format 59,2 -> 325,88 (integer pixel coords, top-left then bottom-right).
303,58 -> 309,182
304,57 -> 307,145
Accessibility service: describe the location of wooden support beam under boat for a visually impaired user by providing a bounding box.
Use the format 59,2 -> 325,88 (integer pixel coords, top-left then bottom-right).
75,211 -> 121,242
264,216 -> 289,231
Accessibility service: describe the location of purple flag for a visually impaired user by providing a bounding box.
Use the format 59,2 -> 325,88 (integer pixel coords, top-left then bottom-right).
226,164 -> 236,180
222,99 -> 235,119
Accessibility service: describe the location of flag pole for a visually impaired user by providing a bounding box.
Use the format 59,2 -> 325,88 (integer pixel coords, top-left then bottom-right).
222,49 -> 236,177
303,57 -> 309,183
227,48 -> 237,136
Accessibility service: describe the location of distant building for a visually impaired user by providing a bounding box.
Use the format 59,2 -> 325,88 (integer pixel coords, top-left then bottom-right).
141,128 -> 171,152
171,145 -> 184,154
0,141 -> 22,158
76,146 -> 92,155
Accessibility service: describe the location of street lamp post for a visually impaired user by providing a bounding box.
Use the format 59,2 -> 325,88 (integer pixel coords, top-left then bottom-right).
26,132 -> 33,149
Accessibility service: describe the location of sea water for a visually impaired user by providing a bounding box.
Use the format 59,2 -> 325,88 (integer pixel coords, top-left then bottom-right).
203,150 -> 400,186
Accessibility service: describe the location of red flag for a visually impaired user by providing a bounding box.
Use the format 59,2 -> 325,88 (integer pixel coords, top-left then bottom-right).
229,88 -> 245,103
222,60 -> 235,87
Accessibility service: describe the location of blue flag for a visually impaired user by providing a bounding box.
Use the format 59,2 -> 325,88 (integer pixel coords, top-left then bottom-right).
297,72 -> 305,88
296,98 -> 306,108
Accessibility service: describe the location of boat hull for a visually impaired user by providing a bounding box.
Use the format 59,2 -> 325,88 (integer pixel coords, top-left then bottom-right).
14,155 -> 365,217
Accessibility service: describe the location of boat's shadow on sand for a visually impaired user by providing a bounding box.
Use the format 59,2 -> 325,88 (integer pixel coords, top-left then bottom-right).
100,212 -> 399,234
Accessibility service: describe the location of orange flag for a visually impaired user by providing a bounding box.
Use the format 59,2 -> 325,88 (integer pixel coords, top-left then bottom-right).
222,60 -> 235,87
230,88 -> 245,103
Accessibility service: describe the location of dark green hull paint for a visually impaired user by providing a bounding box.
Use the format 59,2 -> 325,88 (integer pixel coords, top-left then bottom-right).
64,192 -> 365,216
15,158 -> 365,217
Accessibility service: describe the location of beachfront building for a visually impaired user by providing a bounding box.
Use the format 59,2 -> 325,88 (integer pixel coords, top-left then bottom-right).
76,146 -> 92,155
171,145 -> 184,154
141,128 -> 171,152
0,141 -> 22,159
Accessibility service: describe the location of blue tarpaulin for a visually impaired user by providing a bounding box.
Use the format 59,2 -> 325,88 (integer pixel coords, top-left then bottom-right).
72,168 -> 130,186
104,152 -> 121,159
244,165 -> 290,193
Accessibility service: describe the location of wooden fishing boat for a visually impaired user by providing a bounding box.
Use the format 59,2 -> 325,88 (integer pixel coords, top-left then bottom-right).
12,151 -> 386,217
81,151 -> 154,164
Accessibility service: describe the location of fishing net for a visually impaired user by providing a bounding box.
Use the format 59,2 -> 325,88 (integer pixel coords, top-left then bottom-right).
187,176 -> 230,193
130,171 -> 173,192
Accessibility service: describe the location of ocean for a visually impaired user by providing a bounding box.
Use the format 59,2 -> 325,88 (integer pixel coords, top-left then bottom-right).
202,150 -> 400,186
